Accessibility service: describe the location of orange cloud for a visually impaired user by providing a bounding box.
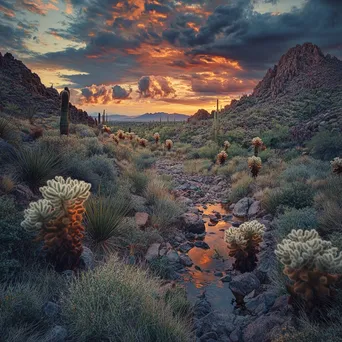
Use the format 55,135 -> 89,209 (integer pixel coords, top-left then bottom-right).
0,5 -> 15,17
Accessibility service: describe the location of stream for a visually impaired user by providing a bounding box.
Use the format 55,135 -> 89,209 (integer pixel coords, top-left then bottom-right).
181,203 -> 244,313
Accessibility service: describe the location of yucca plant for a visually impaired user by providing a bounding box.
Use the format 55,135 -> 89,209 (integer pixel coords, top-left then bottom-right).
84,195 -> 131,254
10,146 -> 64,192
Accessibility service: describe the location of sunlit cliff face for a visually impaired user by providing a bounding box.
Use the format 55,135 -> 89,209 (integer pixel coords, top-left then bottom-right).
1,0 -> 341,115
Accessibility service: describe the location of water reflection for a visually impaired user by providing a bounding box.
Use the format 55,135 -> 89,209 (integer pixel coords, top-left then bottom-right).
181,203 -> 242,312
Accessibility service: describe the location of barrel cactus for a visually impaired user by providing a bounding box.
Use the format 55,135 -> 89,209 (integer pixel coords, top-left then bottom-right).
60,87 -> 70,135
21,176 -> 91,271
275,229 -> 342,311
224,220 -> 265,272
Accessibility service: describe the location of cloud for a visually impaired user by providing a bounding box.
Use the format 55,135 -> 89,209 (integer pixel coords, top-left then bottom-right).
16,0 -> 59,16
112,85 -> 132,101
138,76 -> 176,98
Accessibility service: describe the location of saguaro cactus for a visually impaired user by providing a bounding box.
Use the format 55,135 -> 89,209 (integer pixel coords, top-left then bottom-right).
98,113 -> 101,124
60,87 -> 70,135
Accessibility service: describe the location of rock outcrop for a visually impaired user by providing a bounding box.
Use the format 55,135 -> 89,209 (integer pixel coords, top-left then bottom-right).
0,52 -> 94,125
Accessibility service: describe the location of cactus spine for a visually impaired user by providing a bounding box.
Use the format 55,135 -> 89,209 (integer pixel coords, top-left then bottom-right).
60,87 -> 70,135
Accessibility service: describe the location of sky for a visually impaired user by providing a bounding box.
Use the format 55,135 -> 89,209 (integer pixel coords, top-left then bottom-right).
0,0 -> 342,116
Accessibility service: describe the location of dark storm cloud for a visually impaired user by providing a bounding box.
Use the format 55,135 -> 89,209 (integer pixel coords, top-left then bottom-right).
144,3 -> 172,14
112,85 -> 132,100
138,76 -> 176,98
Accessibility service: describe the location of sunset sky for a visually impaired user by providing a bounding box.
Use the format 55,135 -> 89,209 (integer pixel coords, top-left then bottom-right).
1,0 -> 341,115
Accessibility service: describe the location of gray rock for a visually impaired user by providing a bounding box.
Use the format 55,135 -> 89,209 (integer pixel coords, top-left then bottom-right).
233,197 -> 254,218
194,241 -> 210,249
199,332 -> 218,341
229,273 -> 261,297
135,212 -> 150,229
166,250 -> 180,263
214,272 -> 223,277
179,254 -> 193,267
145,243 -> 160,261
248,200 -> 260,218
178,242 -> 194,253
44,325 -> 67,342
245,291 -> 278,315
194,298 -> 212,318
79,246 -> 94,271
43,301 -> 59,318
232,221 -> 241,227
220,275 -> 232,282
181,213 -> 205,234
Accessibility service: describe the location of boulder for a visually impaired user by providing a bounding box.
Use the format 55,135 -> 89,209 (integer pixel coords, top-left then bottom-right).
145,243 -> 161,261
166,250 -> 180,263
179,254 -> 193,267
79,246 -> 94,271
247,200 -> 261,218
181,213 -> 205,234
229,273 -> 261,297
43,301 -> 60,318
233,197 -> 254,218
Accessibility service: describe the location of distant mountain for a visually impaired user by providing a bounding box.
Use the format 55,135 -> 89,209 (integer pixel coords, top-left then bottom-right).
0,52 -> 94,125
189,43 -> 342,139
92,112 -> 189,122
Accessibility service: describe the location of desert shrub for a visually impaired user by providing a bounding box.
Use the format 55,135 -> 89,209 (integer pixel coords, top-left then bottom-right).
259,148 -> 276,162
82,137 -> 104,157
225,143 -> 248,158
0,267 -> 65,341
0,116 -> 19,145
149,256 -> 175,279
145,178 -> 169,205
315,176 -> 342,235
228,173 -> 253,203
184,159 -> 211,175
283,149 -> 301,161
196,141 -> 219,161
307,130 -> 342,161
127,170 -> 149,196
135,152 -> 156,170
261,125 -> 293,149
10,145 -> 63,191
70,124 -> 96,138
84,195 -> 131,254
275,207 -> 318,239
61,255 -> 192,342
151,197 -> 185,232
262,182 -> 314,215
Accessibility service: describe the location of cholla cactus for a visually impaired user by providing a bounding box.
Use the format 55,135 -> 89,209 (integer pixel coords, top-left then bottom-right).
275,229 -> 342,309
153,132 -> 160,144
252,137 -> 263,156
139,138 -> 148,147
102,125 -> 111,134
331,157 -> 342,175
117,129 -> 125,140
165,139 -> 173,151
217,150 -> 228,165
248,156 -> 262,178
109,134 -> 119,144
21,176 -> 91,271
225,220 -> 265,272
223,140 -> 231,151
127,132 -> 135,141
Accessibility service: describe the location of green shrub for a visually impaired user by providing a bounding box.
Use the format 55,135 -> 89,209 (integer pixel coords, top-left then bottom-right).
82,137 -> 104,157
10,145 -> 63,191
84,195 -> 131,254
261,125 -> 293,149
307,130 -> 342,161
70,124 -> 96,138
0,116 -> 19,145
262,182 -> 314,215
61,255 -> 192,342
197,141 -> 219,161
228,143 -> 249,158
228,174 -> 253,203
135,153 -> 156,170
275,207 -> 318,239
127,170 -> 149,196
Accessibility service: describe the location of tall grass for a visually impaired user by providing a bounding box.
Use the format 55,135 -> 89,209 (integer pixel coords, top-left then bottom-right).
61,255 -> 192,342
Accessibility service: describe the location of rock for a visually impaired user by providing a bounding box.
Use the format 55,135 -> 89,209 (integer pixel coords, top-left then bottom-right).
232,221 -> 241,227
229,273 -> 261,297
195,265 -> 202,271
145,243 -> 161,261
194,241 -> 210,249
247,200 -> 260,218
181,213 -> 205,234
194,298 -> 212,318
79,246 -> 94,271
159,242 -> 172,256
245,291 -> 278,315
220,275 -> 232,282
180,254 -> 193,267
214,272 -> 223,277
61,270 -> 74,279
199,332 -> 218,341
243,314 -> 285,342
43,301 -> 60,318
178,242 -> 194,253
135,212 -> 150,229
44,325 -> 67,342
233,197 -> 254,218
166,250 -> 180,263
229,204 -> 235,210
209,215 -> 219,223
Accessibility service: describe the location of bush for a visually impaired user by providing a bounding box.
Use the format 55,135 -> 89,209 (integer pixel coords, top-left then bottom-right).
145,178 -> 169,205
127,170 -> 149,196
70,124 -> 96,138
197,141 -> 219,161
135,153 -> 156,170
61,255 -> 192,342
10,145 -> 63,191
228,173 -> 253,203
84,195 -> 131,254
262,182 -> 314,215
183,159 -> 211,175
0,116 -> 19,145
261,125 -> 293,149
275,207 -> 318,239
307,130 -> 342,161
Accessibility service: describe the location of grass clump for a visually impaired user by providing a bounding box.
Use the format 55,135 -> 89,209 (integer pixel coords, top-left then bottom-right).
61,255 -> 192,342
135,152 -> 156,170
228,172 -> 253,203
127,170 -> 149,196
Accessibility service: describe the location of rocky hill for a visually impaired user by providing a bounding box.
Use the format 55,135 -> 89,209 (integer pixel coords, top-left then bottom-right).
0,52 -> 94,125
194,43 -> 342,139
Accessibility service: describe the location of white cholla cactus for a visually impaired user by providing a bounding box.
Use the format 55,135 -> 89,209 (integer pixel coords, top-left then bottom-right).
223,140 -> 231,150
165,139 -> 173,150
331,157 -> 342,174
21,177 -> 91,232
225,220 -> 265,246
252,137 -> 263,146
275,229 -> 342,273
